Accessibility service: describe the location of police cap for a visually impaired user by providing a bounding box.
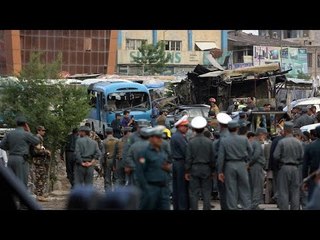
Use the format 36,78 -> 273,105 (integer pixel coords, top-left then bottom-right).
105,127 -> 113,133
174,115 -> 189,127
191,116 -> 207,129
136,119 -> 151,127
140,127 -> 152,137
228,120 -> 240,129
284,121 -> 294,131
150,125 -> 166,137
256,127 -> 268,135
217,113 -> 232,125
16,116 -> 28,124
79,126 -> 91,132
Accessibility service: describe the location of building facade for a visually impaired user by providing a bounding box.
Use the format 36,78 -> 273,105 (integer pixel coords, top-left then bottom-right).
0,30 -> 118,76
259,30 -> 320,78
116,30 -> 224,75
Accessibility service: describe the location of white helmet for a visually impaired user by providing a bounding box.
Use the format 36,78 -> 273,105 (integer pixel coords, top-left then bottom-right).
217,113 -> 232,125
191,116 -> 207,129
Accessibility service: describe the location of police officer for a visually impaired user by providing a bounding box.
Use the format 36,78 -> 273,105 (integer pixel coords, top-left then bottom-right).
273,122 -> 304,210
74,126 -> 101,186
185,116 -> 214,210
123,127 -> 151,186
217,120 -> 252,210
247,128 -> 267,210
101,127 -> 119,191
0,116 -> 40,188
33,126 -> 51,202
302,125 -> 320,201
113,127 -> 132,186
213,113 -> 232,210
61,128 -> 79,187
170,116 -> 190,210
122,119 -> 151,183
135,126 -> 172,210
293,107 -> 314,129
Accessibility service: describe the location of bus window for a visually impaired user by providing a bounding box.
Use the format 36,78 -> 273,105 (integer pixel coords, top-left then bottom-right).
89,91 -> 97,108
107,92 -> 150,111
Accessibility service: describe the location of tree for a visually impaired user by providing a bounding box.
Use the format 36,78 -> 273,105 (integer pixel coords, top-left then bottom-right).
132,41 -> 171,75
0,52 -> 90,191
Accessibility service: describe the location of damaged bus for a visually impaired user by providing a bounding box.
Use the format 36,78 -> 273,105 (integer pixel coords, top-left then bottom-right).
87,81 -> 152,136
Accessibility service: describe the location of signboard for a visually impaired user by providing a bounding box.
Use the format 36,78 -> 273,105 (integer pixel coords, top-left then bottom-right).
117,50 -> 204,65
228,63 -> 253,69
253,46 -> 308,78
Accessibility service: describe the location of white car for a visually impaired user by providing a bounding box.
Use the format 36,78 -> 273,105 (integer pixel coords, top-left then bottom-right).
300,123 -> 320,133
283,97 -> 320,112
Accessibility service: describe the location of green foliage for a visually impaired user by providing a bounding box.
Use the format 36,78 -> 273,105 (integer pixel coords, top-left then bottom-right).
132,41 -> 170,75
0,51 -> 90,157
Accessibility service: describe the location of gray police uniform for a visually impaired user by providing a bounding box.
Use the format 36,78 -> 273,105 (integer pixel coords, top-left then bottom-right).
0,127 -> 40,187
170,130 -> 189,210
303,138 -> 320,200
186,133 -> 214,210
213,128 -> 230,210
249,140 -> 266,209
74,136 -> 101,186
101,135 -> 119,191
273,135 -> 304,210
293,113 -> 314,128
123,139 -> 149,186
217,132 -> 253,210
135,143 -> 171,210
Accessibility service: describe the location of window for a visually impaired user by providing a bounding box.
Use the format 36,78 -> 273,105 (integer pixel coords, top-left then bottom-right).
84,38 -> 92,51
126,39 -> 146,50
164,40 -> 182,51
308,53 -> 313,68
317,55 -> 320,68
283,30 -> 298,39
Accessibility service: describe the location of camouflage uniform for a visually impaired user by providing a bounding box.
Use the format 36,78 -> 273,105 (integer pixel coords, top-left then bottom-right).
33,134 -> 50,197
101,134 -> 119,191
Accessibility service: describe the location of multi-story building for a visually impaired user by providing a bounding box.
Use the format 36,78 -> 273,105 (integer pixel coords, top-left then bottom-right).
116,30 -> 226,75
259,30 -> 320,78
0,30 -> 118,76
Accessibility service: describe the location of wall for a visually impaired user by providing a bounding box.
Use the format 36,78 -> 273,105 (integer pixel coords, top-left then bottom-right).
192,30 -> 221,50
120,30 -> 153,47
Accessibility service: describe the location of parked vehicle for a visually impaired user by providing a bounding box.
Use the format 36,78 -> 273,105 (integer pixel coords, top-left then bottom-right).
87,81 -> 152,136
165,104 -> 210,128
283,97 -> 320,112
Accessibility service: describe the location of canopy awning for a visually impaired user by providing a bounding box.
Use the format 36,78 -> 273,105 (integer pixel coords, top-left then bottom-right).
195,42 -> 217,51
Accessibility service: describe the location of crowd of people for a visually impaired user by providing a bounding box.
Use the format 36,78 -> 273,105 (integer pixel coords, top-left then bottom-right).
1,95 -> 320,210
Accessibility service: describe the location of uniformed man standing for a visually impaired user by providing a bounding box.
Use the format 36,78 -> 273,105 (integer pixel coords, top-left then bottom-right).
122,119 -> 151,184
33,126 -> 51,202
156,110 -> 167,126
113,127 -> 132,186
247,128 -> 267,210
213,113 -> 232,210
303,125 -> 320,201
135,126 -> 172,210
217,120 -> 252,210
273,122 -> 304,210
101,127 -> 119,191
61,128 -> 79,187
123,127 -> 151,186
185,116 -> 214,210
170,116 -> 190,210
0,116 -> 40,188
293,107 -> 314,129
74,126 -> 101,186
